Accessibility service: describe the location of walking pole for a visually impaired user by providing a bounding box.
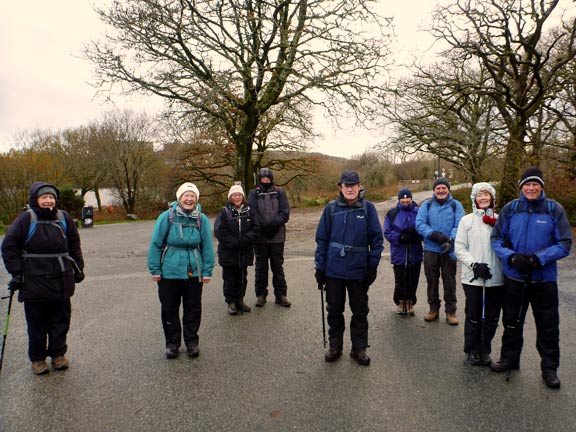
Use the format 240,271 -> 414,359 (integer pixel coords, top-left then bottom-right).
402,245 -> 409,316
319,283 -> 327,348
0,287 -> 15,375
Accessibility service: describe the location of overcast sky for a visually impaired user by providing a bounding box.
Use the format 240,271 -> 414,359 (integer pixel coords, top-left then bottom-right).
0,1 -> 443,158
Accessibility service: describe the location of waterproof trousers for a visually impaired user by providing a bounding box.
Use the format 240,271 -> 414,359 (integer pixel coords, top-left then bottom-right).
423,251 -> 457,313
462,283 -> 502,355
499,277 -> 559,372
325,278 -> 369,351
392,263 -> 421,305
158,278 -> 203,348
222,265 -> 248,304
254,242 -> 288,298
24,299 -> 71,362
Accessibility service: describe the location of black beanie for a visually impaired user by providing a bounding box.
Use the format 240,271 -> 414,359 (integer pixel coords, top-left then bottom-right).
433,177 -> 450,190
519,167 -> 544,188
398,188 -> 412,200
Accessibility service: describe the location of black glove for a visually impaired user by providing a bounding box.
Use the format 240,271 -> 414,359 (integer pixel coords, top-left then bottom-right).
74,270 -> 85,284
400,227 -> 418,243
363,267 -> 378,286
440,239 -> 454,255
430,231 -> 449,245
8,274 -> 24,292
472,263 -> 492,281
315,269 -> 327,287
509,254 -> 536,274
262,221 -> 280,236
238,238 -> 251,249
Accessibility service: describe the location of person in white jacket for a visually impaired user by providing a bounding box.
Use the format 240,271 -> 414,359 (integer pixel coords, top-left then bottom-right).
455,182 -> 503,366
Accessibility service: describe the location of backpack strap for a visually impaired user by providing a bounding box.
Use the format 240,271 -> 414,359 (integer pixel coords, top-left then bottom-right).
25,208 -> 67,244
387,207 -> 400,225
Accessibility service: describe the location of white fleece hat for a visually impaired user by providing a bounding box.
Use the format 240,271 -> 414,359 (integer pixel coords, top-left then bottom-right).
176,182 -> 200,200
228,184 -> 245,199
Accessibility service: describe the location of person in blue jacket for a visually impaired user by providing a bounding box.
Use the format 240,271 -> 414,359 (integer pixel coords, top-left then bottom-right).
490,167 -> 572,389
416,178 -> 465,325
384,188 -> 423,315
314,171 -> 384,366
148,182 -> 215,359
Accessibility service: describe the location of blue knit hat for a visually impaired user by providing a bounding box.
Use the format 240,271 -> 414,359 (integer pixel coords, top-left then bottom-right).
398,188 -> 412,200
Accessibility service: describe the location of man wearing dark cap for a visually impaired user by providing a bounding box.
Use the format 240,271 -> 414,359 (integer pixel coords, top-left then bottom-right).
314,171 -> 384,365
416,177 -> 465,325
491,167 -> 572,389
248,168 -> 291,308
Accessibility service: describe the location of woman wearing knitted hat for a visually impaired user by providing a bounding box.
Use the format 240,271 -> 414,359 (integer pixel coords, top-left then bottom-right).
148,182 -> 215,359
214,183 -> 260,315
455,182 -> 503,367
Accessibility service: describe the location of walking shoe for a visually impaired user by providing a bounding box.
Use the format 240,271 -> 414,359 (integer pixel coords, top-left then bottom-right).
186,344 -> 199,358
396,300 -> 407,315
31,360 -> 50,375
236,301 -> 251,313
324,348 -> 342,363
446,313 -> 459,326
490,358 -> 519,373
466,352 -> 481,366
165,344 -> 179,359
407,300 -> 415,316
542,370 -> 561,389
480,353 -> 492,366
255,296 -> 267,307
424,309 -> 439,322
227,302 -> 238,315
275,296 -> 291,307
52,355 -> 69,371
350,349 -> 371,366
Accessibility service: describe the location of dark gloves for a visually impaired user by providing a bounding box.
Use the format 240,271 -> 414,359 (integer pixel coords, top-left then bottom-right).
400,227 -> 419,243
509,254 -> 540,274
430,231 -> 450,245
363,267 -> 378,286
8,274 -> 24,292
262,221 -> 280,237
238,238 -> 251,249
440,239 -> 454,255
472,263 -> 492,281
74,270 -> 85,284
315,269 -> 327,287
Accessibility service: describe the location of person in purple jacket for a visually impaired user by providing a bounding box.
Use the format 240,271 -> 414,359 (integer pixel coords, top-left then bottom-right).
384,188 -> 423,315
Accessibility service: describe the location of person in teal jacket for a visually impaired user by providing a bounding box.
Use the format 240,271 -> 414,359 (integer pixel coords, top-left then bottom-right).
148,182 -> 215,359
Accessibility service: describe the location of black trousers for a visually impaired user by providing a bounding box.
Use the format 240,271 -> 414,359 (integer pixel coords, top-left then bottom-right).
462,283 -> 502,355
325,278 -> 369,351
24,299 -> 71,362
499,277 -> 559,371
423,251 -> 457,313
254,242 -> 288,298
222,265 -> 248,304
158,278 -> 203,348
392,263 -> 421,305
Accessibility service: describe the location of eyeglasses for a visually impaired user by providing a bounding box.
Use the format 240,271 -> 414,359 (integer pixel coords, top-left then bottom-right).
341,183 -> 358,188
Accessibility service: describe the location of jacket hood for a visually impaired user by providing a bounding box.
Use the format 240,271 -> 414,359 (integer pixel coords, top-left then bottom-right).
28,181 -> 60,209
470,182 -> 496,214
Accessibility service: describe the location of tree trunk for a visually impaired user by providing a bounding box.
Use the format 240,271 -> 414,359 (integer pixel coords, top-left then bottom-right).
499,127 -> 526,205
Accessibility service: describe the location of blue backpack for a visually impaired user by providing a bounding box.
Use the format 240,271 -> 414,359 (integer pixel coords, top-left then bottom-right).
25,208 -> 67,244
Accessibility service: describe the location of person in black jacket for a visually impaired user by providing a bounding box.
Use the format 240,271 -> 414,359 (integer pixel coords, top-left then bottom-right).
247,168 -> 291,308
1,182 -> 84,375
215,183 -> 260,315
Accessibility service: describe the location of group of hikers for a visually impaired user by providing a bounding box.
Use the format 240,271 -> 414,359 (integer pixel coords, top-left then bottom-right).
1,166 -> 572,391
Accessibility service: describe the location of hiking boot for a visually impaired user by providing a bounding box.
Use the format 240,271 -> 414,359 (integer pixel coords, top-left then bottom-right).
480,353 -> 492,366
227,302 -> 238,315
31,360 -> 50,375
236,300 -> 251,313
186,343 -> 199,358
275,296 -> 291,307
396,300 -> 407,315
407,300 -> 415,316
490,358 -> 519,373
165,344 -> 179,359
350,349 -> 371,366
446,313 -> 459,326
542,370 -> 561,389
466,352 -> 481,366
255,296 -> 267,307
52,355 -> 69,371
424,309 -> 439,322
324,348 -> 342,363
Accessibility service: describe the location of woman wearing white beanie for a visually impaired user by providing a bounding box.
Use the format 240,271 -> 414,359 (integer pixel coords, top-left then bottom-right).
148,182 -> 214,359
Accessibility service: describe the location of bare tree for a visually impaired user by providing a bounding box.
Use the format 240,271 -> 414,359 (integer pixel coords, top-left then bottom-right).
85,0 -> 392,190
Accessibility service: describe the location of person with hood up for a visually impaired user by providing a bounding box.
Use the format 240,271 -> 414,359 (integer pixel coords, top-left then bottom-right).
247,168 -> 291,308
490,167 -> 572,389
214,183 -> 260,315
1,182 -> 85,375
416,178 -> 465,325
455,182 -> 503,367
383,188 -> 423,315
314,171 -> 384,366
148,182 -> 215,359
